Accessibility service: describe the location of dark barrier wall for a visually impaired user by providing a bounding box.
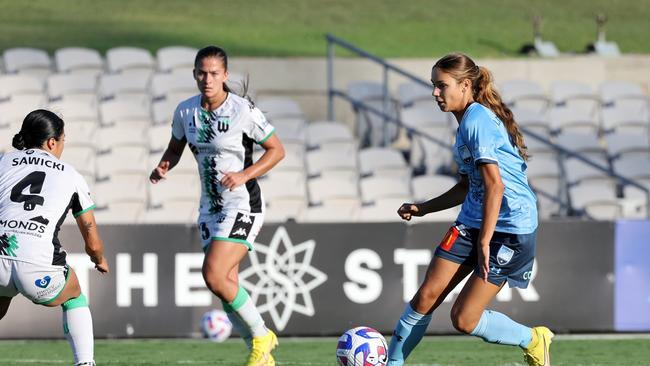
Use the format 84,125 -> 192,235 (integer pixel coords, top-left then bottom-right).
0,221 -> 615,338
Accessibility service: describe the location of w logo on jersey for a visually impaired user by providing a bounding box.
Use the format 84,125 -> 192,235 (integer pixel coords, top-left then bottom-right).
216,118 -> 229,133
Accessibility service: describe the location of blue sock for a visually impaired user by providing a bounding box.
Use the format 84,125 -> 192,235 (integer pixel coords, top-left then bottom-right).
387,304 -> 432,366
470,310 -> 532,348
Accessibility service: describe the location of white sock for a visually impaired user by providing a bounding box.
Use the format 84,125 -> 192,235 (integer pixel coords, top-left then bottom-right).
227,312 -> 253,349
229,287 -> 268,337
62,305 -> 94,364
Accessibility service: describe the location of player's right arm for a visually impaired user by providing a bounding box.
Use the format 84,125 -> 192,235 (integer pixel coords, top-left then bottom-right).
150,136 -> 186,183
75,210 -> 109,273
397,174 -> 469,220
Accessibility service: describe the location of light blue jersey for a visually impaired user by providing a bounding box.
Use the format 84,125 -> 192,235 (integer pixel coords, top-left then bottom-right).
453,103 -> 538,234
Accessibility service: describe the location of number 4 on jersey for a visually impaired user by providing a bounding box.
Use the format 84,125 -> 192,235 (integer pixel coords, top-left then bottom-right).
11,171 -> 46,211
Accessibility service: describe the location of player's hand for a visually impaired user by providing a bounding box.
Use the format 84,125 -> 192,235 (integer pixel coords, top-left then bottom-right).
397,203 -> 421,221
93,256 -> 110,274
478,243 -> 490,283
149,161 -> 170,184
220,171 -> 249,191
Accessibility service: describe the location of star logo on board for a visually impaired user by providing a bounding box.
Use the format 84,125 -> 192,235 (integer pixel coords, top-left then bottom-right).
239,226 -> 327,331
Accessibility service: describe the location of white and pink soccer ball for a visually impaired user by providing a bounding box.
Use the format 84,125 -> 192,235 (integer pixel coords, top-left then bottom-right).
336,326 -> 388,366
200,309 -> 232,342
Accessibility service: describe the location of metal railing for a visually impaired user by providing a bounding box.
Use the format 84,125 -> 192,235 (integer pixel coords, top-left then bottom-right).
325,33 -> 650,218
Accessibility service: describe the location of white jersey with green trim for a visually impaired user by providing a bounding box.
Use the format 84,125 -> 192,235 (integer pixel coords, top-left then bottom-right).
0,149 -> 94,266
172,93 -> 275,215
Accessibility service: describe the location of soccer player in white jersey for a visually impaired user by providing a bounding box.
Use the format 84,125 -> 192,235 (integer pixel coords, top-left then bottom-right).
0,110 -> 109,366
150,46 -> 285,366
388,54 -> 552,366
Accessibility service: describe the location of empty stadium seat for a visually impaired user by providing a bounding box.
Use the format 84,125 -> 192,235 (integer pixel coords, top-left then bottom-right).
358,147 -> 409,179
550,80 -> 601,116
151,99 -> 178,125
99,99 -> 152,127
62,144 -> 97,178
156,46 -> 198,73
599,80 -> 648,119
2,48 -> 52,80
307,175 -> 358,205
397,81 -> 432,108
96,144 -> 150,179
141,200 -> 198,224
360,176 -> 410,204
411,174 -> 457,202
265,197 -> 307,223
150,72 -> 197,102
98,72 -> 151,104
306,149 -> 358,179
148,172 -> 200,207
106,47 -> 155,74
499,80 -> 550,115
256,97 -> 303,120
54,47 -> 104,76
258,171 -> 307,203
298,198 -> 361,223
46,73 -> 98,103
0,74 -> 45,101
358,197 -> 410,222
306,120 -> 355,149
270,117 -> 307,144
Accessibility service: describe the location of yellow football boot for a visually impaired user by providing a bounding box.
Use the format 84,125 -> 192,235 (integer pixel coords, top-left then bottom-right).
523,326 -> 554,366
245,330 -> 278,366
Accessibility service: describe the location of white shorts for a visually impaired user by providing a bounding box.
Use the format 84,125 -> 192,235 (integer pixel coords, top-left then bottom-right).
198,211 -> 264,251
0,258 -> 69,304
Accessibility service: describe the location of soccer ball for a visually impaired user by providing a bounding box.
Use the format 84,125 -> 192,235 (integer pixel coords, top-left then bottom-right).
336,326 -> 388,366
200,309 -> 232,342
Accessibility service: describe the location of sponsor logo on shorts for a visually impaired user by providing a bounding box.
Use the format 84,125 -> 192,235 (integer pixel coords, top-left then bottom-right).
229,212 -> 255,240
35,276 -> 51,288
496,245 -> 515,265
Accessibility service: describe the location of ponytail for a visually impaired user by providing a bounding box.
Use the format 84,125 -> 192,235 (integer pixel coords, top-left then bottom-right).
474,67 -> 529,161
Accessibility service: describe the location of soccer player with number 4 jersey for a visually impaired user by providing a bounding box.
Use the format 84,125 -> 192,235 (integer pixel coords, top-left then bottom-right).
150,46 -> 285,366
0,110 -> 109,366
389,54 -> 553,366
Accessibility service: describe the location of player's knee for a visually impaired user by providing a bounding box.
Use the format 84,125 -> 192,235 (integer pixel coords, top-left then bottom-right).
415,285 -> 442,305
61,293 -> 88,311
202,270 -> 228,299
450,307 -> 477,334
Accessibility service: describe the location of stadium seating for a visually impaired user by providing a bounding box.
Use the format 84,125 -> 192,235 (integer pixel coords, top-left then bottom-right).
2,46 -> 650,222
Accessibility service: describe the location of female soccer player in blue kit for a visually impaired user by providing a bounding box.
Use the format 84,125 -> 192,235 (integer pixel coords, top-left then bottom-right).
388,53 -> 553,366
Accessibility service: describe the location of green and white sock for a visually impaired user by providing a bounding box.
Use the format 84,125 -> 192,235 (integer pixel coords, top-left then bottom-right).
62,294 -> 94,365
222,300 -> 253,349
223,286 -> 268,337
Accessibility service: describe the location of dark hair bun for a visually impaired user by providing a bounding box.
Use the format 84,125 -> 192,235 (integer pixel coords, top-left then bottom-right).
12,132 -> 25,150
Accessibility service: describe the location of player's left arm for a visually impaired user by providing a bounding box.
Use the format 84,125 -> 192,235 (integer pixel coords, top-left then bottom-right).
477,162 -> 504,282
221,134 -> 285,190
75,210 -> 109,274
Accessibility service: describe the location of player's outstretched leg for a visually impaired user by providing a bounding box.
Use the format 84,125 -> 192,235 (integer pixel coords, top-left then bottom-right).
62,293 -> 95,366
223,286 -> 277,366
386,303 -> 432,366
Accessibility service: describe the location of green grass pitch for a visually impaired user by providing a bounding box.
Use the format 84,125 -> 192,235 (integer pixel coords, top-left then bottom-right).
1,0 -> 649,57
1,336 -> 649,365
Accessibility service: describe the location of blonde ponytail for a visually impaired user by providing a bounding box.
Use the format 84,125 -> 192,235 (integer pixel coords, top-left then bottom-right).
474,67 -> 529,161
